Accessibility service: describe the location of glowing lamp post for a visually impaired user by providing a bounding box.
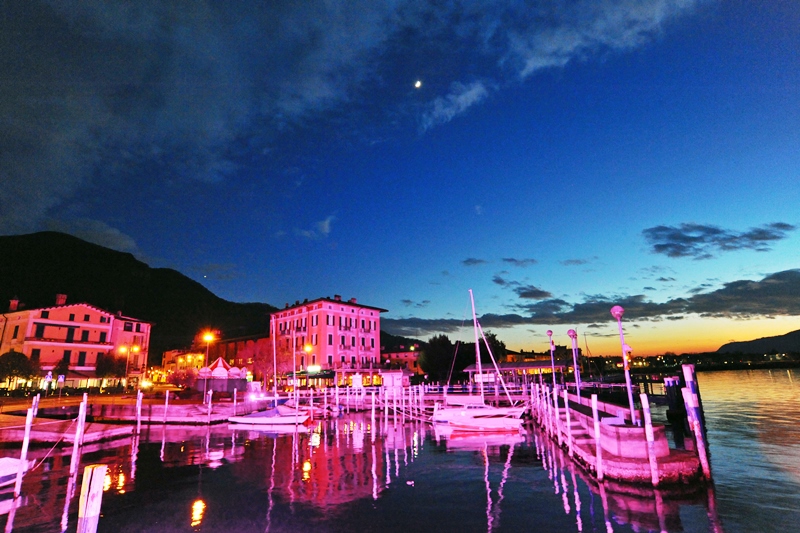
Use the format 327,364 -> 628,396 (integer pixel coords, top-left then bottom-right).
567,329 -> 582,397
120,344 -> 141,382
546,330 -> 557,389
610,305 -> 637,425
203,332 -> 215,361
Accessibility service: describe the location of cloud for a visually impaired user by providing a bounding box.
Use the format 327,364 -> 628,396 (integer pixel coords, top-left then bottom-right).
421,81 -> 490,130
561,258 -> 588,266
502,257 -> 538,267
2,1 -> 702,236
514,285 -> 553,300
643,286 -> 656,291
462,258 -> 488,267
493,275 -> 511,287
401,299 -> 430,309
656,277 -> 676,282
44,218 -> 140,254
381,269 -> 800,337
643,222 -> 796,259
475,205 -> 484,216
295,215 -> 336,240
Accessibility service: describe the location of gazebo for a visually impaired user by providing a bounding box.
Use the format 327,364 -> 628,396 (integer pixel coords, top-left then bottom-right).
198,357 -> 248,394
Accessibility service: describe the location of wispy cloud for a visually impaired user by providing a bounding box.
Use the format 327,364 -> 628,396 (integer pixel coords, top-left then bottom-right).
560,258 -> 591,266
502,257 -> 538,267
643,222 -> 796,259
514,285 -> 553,300
462,258 -> 488,267
44,218 -> 140,254
401,299 -> 431,309
421,81 -> 490,130
295,215 -> 336,240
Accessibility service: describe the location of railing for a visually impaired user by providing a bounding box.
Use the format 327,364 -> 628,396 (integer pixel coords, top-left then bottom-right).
24,337 -> 113,346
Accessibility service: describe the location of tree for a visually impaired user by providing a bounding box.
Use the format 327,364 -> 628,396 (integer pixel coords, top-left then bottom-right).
477,332 -> 507,363
418,335 -> 456,383
167,369 -> 197,389
53,358 -> 70,378
95,352 -> 127,378
0,350 -> 39,383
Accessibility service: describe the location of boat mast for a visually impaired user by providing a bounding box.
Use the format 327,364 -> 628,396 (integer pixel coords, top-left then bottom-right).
469,289 -> 485,403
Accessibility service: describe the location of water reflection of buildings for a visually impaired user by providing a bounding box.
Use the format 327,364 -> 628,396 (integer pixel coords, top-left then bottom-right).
227,415 -> 427,510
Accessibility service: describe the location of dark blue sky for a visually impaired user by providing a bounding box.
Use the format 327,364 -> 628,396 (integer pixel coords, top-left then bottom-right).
2,1 -> 799,354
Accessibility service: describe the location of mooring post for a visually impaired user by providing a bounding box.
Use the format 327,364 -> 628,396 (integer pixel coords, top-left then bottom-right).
207,390 -> 214,424
563,390 -> 573,457
13,407 -> 34,498
135,390 -> 143,435
163,390 -> 170,425
77,464 -> 107,533
553,388 -> 562,446
682,387 -> 711,478
371,390 -> 376,421
233,388 -> 238,417
591,394 -> 604,482
69,401 -> 87,477
640,393 -> 660,486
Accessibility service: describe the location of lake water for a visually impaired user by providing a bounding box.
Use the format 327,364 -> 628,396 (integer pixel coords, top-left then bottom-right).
2,368 -> 798,532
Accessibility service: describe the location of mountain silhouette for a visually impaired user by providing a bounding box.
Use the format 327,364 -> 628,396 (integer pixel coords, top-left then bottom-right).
717,329 -> 800,354
0,231 -> 275,364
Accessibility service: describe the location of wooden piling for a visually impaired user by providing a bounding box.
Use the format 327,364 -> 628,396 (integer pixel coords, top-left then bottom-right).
77,464 -> 107,533
14,407 -> 34,498
640,393 -> 660,486
163,390 -> 170,424
591,394 -> 604,482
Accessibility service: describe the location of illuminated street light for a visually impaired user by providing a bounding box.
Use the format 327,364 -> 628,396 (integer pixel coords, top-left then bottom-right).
203,332 -> 215,361
567,329 -> 582,397
610,305 -> 637,424
546,330 -> 557,389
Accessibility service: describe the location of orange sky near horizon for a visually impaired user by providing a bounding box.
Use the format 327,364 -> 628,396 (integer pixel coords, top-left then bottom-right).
506,315 -> 800,357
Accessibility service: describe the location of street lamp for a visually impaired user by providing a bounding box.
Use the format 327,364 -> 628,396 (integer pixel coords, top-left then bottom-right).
546,330 -> 557,389
119,344 -> 141,382
203,332 -> 215,361
610,305 -> 637,425
567,329 -> 582,397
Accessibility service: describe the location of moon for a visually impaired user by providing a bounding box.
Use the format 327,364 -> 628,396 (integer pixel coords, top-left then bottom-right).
414,80 -> 422,89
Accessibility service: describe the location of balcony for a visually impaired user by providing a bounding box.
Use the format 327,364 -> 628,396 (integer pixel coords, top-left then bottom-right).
25,336 -> 113,347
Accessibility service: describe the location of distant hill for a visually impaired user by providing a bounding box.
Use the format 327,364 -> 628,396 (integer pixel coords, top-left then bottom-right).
0,231 -> 276,363
717,329 -> 800,354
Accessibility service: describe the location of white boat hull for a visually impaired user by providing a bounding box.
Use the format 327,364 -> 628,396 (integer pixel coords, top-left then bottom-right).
229,405 -> 309,425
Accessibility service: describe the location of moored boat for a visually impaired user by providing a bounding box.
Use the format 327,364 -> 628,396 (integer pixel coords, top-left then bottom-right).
228,405 -> 309,425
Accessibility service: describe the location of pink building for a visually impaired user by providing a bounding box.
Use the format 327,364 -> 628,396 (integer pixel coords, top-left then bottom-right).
271,295 -> 386,373
0,295 -> 151,388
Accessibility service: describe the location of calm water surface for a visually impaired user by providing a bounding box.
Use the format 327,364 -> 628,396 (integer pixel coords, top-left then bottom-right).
1,369 -> 798,532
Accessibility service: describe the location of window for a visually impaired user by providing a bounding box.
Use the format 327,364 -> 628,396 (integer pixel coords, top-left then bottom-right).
81,330 -> 89,342
123,322 -> 133,332
12,325 -> 19,339
35,324 -> 46,338
312,354 -> 317,365
31,349 -> 40,363
340,335 -> 345,346
312,315 -> 318,326
69,313 -> 75,321
361,337 -> 365,347
100,316 -> 107,323
351,356 -> 356,365
136,323 -> 141,332
361,319 -> 365,329
351,337 -> 356,347
341,355 -> 345,363
300,355 -> 305,368
78,351 -> 86,366
312,334 -> 317,346
328,334 -> 333,346
84,314 -> 90,322
328,355 -> 333,365
63,350 -> 71,364
371,338 -> 375,348
41,311 -> 49,319
99,332 -> 107,343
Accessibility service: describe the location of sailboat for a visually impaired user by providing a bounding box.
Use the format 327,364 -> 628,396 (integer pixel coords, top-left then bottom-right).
431,290 -> 526,432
